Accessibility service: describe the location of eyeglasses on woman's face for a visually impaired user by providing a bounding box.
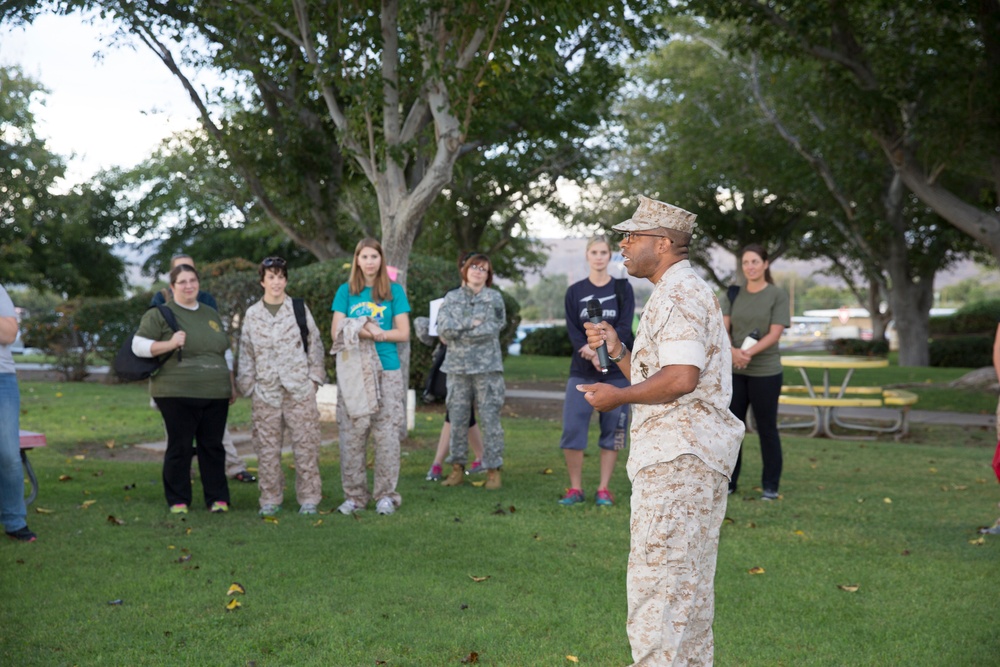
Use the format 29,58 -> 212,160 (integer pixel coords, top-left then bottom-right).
469,264 -> 490,274
619,231 -> 666,243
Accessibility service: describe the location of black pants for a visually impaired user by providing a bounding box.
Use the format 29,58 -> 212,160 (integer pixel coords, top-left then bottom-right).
728,372 -> 783,493
156,397 -> 230,508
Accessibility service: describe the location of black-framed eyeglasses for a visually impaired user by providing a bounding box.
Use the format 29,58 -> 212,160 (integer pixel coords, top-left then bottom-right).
469,264 -> 490,273
619,231 -> 667,243
262,257 -> 287,268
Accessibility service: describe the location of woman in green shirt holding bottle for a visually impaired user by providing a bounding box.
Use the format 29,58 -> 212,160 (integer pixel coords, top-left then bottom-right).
722,244 -> 790,500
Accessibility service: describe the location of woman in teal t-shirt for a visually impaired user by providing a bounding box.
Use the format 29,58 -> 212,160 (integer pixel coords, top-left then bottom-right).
331,238 -> 411,516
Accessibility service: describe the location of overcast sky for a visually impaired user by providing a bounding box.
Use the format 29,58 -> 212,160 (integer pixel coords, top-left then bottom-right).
0,11 -> 200,186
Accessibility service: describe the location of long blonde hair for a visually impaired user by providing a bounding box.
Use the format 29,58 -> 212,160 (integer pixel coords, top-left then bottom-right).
348,238 -> 393,302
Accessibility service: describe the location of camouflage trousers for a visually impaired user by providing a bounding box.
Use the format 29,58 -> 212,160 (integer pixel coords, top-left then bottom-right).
336,369 -> 404,508
446,371 -> 505,469
251,386 -> 322,508
627,454 -> 728,666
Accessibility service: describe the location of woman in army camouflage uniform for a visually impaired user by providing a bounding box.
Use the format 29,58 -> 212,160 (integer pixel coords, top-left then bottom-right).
436,253 -> 507,490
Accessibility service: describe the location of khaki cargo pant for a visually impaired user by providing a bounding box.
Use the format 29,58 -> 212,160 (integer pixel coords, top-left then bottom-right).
336,369 -> 404,508
628,454 -> 728,666
252,386 -> 322,508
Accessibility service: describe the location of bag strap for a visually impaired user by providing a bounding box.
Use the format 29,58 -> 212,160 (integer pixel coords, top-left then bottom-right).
727,285 -> 740,305
292,298 -> 309,354
614,278 -> 627,311
151,304 -> 182,363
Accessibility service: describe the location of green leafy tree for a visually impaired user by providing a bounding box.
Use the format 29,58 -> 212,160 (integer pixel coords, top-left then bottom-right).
0,66 -> 126,296
10,1 -> 661,286
674,0 -> 1000,264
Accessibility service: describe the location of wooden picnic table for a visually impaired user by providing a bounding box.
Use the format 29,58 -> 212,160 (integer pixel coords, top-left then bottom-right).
19,430 -> 46,506
778,355 -> 917,439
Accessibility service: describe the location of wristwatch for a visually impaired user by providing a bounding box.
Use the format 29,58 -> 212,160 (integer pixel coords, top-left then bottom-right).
609,342 -> 628,363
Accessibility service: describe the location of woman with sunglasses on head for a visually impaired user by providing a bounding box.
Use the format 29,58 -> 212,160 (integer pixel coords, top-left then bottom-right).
722,244 -> 790,500
435,253 -> 507,490
331,239 -> 411,516
133,263 -> 236,514
237,257 -> 326,516
557,235 -> 634,507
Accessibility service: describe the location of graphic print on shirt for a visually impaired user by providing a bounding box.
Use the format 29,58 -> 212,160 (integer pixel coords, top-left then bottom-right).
577,293 -> 618,322
348,301 -> 388,324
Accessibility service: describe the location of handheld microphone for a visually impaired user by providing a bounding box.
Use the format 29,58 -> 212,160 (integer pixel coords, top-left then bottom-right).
586,299 -> 610,375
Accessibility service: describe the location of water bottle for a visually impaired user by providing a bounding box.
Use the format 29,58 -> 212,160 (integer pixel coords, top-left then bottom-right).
740,328 -> 760,351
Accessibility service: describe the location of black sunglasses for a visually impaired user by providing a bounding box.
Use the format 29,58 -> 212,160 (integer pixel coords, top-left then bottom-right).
262,257 -> 287,268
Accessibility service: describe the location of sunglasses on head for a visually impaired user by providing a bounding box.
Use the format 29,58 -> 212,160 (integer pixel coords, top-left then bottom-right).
262,257 -> 287,268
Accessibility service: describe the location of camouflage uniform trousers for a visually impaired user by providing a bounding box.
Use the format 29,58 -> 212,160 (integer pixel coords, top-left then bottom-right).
446,371 -> 505,469
252,385 -> 322,508
627,454 -> 729,666
336,369 -> 404,508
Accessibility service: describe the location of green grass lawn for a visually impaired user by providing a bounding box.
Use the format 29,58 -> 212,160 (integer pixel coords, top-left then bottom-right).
4,398 -> 1000,664
4,366 -> 1000,665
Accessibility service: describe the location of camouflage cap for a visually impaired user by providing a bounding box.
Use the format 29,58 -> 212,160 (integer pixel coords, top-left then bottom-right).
612,196 -> 697,235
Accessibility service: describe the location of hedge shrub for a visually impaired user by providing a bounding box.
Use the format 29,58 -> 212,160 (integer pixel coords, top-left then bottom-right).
929,299 -> 1000,336
928,335 -> 993,368
520,325 -> 573,357
824,338 -> 889,357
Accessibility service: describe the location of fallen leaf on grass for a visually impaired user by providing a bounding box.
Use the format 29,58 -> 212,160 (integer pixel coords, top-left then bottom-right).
227,583 -> 245,596
176,554 -> 192,563
541,468 -> 553,475
312,519 -> 324,527
460,652 -> 479,664
969,536 -> 986,546
107,515 -> 125,526
79,500 -> 97,509
470,480 -> 486,487
34,507 -> 54,514
883,498 -> 892,504
58,475 -> 73,482
747,566 -> 765,575
74,455 -> 85,460
226,598 -> 241,611
723,517 -> 734,525
532,534 -> 542,541
793,530 -> 806,537
837,584 -> 860,592
107,599 -> 124,606
106,440 -> 115,449
262,516 -> 279,524
566,656 -> 579,663
468,575 -> 491,583
928,467 -> 937,473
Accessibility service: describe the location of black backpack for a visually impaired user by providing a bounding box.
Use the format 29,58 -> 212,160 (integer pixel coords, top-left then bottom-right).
114,305 -> 182,382
292,297 -> 309,353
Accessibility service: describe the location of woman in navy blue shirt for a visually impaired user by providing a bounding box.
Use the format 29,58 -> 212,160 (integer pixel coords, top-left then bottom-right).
557,236 -> 634,506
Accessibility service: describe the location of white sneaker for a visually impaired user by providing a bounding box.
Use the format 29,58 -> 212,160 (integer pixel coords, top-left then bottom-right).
337,499 -> 361,515
258,504 -> 281,516
375,497 -> 395,515
298,503 -> 318,515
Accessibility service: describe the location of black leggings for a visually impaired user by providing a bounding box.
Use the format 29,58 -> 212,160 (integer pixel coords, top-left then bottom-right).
156,397 -> 230,508
728,372 -> 783,493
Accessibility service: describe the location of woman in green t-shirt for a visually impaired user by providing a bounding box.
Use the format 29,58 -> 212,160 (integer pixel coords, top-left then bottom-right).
721,244 -> 791,500
134,264 -> 235,514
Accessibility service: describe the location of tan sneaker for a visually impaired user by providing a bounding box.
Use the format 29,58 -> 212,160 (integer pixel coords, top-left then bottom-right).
441,463 -> 465,486
485,469 -> 502,490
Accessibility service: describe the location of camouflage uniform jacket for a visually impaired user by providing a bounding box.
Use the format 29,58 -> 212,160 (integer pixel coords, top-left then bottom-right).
330,316 -> 382,418
436,285 -> 505,374
626,260 -> 745,481
237,298 -> 326,408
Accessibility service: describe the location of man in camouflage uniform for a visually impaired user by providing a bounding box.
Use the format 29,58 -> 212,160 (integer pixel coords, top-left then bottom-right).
237,257 -> 326,515
579,196 -> 745,665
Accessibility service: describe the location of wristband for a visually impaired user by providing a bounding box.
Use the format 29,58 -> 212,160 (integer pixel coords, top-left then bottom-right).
609,342 -> 628,363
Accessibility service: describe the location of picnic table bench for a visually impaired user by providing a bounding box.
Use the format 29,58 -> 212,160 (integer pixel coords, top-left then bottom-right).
778,385 -> 919,439
19,430 -> 46,506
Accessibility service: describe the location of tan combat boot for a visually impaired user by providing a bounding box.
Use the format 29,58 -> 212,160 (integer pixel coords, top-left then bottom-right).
440,463 -> 465,486
485,469 -> 502,490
